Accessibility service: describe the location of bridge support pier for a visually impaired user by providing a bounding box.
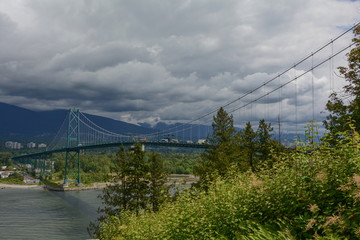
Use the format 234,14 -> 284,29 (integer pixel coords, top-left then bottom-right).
63,150 -> 81,185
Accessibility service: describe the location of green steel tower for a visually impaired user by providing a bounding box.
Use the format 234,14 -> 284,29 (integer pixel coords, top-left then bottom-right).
63,108 -> 81,186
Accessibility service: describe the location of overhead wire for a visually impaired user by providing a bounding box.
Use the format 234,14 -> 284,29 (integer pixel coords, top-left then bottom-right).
139,22 -> 360,137
226,42 -> 355,115
47,22 -> 359,147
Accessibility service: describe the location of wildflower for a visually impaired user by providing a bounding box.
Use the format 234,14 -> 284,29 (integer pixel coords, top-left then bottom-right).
323,215 -> 343,227
315,171 -> 327,183
306,218 -> 317,230
353,189 -> 360,200
119,225 -> 127,230
337,184 -> 352,191
250,175 -> 263,188
353,174 -> 360,187
309,204 -> 320,213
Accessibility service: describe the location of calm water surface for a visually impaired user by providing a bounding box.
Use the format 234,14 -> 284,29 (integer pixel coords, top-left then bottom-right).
0,188 -> 102,240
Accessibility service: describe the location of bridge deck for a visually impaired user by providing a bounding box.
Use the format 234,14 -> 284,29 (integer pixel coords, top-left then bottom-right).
12,141 -> 210,160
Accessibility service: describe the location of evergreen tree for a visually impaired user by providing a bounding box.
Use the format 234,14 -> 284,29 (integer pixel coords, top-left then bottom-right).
241,122 -> 257,171
324,25 -> 360,136
194,107 -> 240,187
98,146 -> 131,219
126,143 -> 149,216
257,119 -> 274,162
148,152 -> 169,212
89,143 -> 170,238
88,145 -> 131,237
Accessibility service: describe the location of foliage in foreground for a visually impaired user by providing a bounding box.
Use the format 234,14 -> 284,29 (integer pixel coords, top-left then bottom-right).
98,129 -> 360,240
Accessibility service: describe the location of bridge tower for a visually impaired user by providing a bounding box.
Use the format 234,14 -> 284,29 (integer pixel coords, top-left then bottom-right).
63,108 -> 81,186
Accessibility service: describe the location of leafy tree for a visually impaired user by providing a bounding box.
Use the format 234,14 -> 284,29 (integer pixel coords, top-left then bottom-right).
162,153 -> 201,174
194,107 -> 242,187
324,25 -> 360,136
0,152 -> 12,166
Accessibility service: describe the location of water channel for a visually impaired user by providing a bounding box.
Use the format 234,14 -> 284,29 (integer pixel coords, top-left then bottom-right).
0,188 -> 102,240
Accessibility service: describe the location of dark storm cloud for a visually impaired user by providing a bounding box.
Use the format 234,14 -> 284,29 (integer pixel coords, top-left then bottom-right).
0,0 -> 358,129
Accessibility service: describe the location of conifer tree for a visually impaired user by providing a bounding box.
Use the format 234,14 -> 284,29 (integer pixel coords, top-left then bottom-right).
88,145 -> 131,237
241,122 -> 257,171
126,143 -> 149,216
99,145 -> 132,219
148,152 -> 169,212
89,143 -> 170,238
257,119 -> 273,161
194,107 -> 240,187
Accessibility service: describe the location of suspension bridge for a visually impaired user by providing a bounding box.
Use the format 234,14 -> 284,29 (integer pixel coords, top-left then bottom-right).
12,23 -> 359,185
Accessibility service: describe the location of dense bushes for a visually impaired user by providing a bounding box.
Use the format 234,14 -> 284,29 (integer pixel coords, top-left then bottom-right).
97,129 -> 360,239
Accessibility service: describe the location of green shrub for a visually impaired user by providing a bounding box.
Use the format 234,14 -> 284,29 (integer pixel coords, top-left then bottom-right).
98,129 -> 360,240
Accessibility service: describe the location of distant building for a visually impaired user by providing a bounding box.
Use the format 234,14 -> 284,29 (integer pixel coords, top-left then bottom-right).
38,143 -> 47,148
27,142 -> 36,148
197,139 -> 207,144
0,171 -> 13,179
5,141 -> 22,149
15,142 -> 22,149
5,141 -> 13,148
24,179 -> 40,184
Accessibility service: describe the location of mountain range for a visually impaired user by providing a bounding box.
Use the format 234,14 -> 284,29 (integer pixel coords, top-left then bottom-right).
0,102 -> 302,144
0,102 -> 211,143
0,102 -> 154,141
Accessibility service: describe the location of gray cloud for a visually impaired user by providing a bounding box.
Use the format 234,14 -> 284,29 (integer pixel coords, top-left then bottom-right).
0,0 -> 359,132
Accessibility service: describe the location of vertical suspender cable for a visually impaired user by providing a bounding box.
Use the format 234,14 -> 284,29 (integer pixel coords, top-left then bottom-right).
330,40 -> 334,91
311,53 -> 315,122
278,75 -> 282,143
311,53 -> 315,143
294,66 -> 298,140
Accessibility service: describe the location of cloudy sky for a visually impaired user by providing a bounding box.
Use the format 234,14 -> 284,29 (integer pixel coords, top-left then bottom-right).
0,0 -> 359,131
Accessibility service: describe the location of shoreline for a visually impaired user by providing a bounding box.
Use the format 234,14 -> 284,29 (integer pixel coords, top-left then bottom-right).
0,183 -> 45,189
0,182 -> 107,191
0,174 -> 198,191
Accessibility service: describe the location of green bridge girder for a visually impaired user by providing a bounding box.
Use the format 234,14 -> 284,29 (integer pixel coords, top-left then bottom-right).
13,141 -> 210,160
